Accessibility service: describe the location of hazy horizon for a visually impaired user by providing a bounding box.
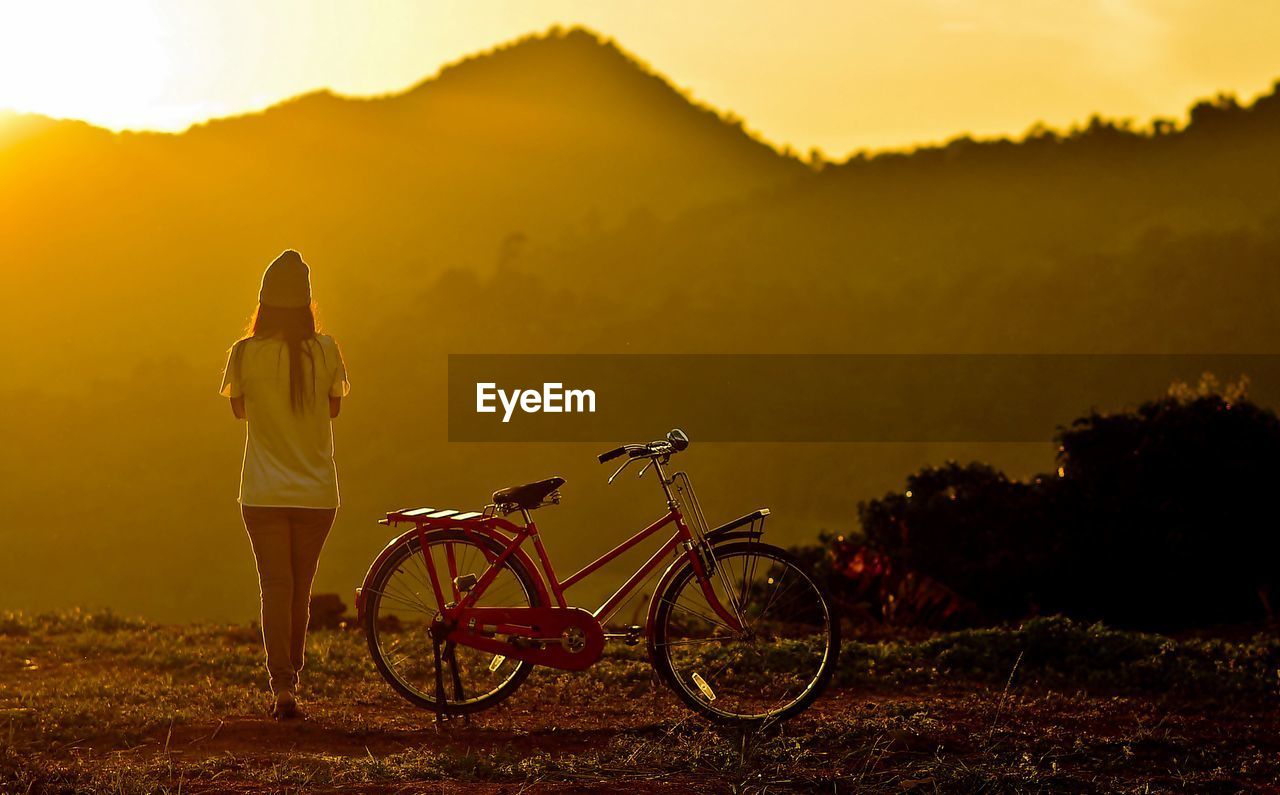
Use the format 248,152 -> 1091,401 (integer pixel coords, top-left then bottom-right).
3,1 -> 1279,156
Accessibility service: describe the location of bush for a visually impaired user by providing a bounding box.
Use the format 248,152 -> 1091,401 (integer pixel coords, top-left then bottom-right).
856,462 -> 1062,621
815,536 -> 973,628
1050,381 -> 1280,627
851,378 -> 1280,630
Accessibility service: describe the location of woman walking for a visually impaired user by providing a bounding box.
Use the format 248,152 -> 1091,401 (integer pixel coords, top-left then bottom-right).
220,250 -> 350,720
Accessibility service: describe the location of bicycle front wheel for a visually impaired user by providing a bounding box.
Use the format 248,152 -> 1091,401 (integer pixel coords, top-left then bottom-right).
649,541 -> 840,724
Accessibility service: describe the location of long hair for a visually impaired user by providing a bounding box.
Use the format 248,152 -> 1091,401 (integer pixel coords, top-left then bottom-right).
231,302 -> 321,412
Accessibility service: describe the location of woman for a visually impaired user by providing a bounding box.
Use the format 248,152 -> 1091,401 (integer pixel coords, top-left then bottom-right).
220,249 -> 350,720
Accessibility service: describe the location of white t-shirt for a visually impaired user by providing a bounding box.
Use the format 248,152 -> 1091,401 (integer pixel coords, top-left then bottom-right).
220,334 -> 350,508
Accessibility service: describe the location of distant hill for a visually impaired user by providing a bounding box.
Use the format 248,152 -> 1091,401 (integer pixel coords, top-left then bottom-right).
0,27 -> 802,384
1,27 -> 1278,621
508,86 -> 1280,355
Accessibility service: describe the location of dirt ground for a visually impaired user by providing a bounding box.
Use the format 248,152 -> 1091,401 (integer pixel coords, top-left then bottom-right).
138,687 -> 1280,792
3,615 -> 1279,792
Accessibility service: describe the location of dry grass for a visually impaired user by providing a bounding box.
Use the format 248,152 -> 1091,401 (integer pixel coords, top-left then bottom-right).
2,610 -> 1278,792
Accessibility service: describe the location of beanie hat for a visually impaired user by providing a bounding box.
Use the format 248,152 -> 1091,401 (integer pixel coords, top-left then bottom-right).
259,250 -> 312,308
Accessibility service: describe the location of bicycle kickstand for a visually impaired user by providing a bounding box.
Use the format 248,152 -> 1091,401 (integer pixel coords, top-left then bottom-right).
445,641 -> 470,725
431,634 -> 449,727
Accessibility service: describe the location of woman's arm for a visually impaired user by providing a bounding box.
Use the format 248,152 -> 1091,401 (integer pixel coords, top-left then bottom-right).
330,396 -> 341,418
230,396 -> 246,419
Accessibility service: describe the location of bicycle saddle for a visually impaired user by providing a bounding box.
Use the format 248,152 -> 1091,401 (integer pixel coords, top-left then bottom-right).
492,477 -> 565,510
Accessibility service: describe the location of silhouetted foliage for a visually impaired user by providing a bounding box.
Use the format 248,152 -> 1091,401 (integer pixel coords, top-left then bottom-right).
855,463 -> 1061,623
791,537 -> 971,629
848,379 -> 1280,631
1049,378 -> 1280,628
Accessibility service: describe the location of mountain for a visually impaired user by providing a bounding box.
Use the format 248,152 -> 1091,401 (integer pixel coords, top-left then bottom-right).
0,27 -> 803,385
511,87 -> 1280,354
1,27 -> 1278,620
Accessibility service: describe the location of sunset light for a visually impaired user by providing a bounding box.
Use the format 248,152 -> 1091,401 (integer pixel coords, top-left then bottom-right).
0,3 -> 200,130
3,2 -> 1280,789
2,1 -> 1279,153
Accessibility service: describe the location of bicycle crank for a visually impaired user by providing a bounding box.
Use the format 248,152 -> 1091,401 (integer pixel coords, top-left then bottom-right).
446,606 -> 605,671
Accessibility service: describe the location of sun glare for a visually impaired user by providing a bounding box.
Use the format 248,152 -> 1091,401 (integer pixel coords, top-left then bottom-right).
0,1 -> 1278,150
0,1 -> 194,130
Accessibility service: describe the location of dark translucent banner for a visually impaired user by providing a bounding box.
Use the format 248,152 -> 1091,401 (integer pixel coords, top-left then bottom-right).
447,354 -> 1279,442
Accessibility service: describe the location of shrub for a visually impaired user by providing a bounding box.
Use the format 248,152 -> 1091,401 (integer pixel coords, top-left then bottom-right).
851,378 -> 1280,630
822,537 -> 973,628
1049,381 -> 1280,627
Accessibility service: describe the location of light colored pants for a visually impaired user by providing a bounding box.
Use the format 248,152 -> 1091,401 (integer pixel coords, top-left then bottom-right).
241,506 -> 336,694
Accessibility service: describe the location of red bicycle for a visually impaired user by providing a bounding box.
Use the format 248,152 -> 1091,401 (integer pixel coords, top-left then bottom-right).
355,430 -> 839,725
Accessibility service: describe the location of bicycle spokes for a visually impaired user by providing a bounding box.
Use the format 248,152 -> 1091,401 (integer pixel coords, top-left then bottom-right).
364,531 -> 538,714
653,544 -> 836,722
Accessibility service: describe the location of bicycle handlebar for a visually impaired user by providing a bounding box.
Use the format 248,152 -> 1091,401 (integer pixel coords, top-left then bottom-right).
597,430 -> 689,464
597,446 -> 629,463
597,444 -> 650,464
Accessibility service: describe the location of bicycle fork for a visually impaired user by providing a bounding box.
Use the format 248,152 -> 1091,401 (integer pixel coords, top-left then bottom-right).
682,540 -> 748,633
667,469 -> 751,634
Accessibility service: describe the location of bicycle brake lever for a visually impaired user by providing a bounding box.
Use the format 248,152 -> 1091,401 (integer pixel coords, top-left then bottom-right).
637,459 -> 654,479
607,458 -> 634,484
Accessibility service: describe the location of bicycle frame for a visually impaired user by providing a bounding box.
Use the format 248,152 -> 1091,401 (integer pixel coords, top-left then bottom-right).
466,505 -> 742,633
359,462 -> 745,640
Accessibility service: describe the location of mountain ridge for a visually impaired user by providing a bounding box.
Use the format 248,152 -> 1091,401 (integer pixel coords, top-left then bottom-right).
0,26 -> 793,162
3,30 -> 1277,164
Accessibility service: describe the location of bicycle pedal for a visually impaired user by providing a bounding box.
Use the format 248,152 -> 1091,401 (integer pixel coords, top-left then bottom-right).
623,625 -> 643,646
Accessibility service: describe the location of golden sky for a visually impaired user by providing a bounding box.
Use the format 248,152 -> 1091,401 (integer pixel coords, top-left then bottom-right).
1,0 -> 1277,155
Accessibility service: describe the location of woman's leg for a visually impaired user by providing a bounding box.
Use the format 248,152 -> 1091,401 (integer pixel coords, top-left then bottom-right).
241,506 -> 296,694
286,508 -> 336,684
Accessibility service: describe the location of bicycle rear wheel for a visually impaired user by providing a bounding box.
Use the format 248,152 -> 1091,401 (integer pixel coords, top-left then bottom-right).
649,541 -> 839,724
363,529 -> 541,714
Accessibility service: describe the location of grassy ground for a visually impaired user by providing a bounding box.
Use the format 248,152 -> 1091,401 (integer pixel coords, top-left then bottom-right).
2,611 -> 1279,793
